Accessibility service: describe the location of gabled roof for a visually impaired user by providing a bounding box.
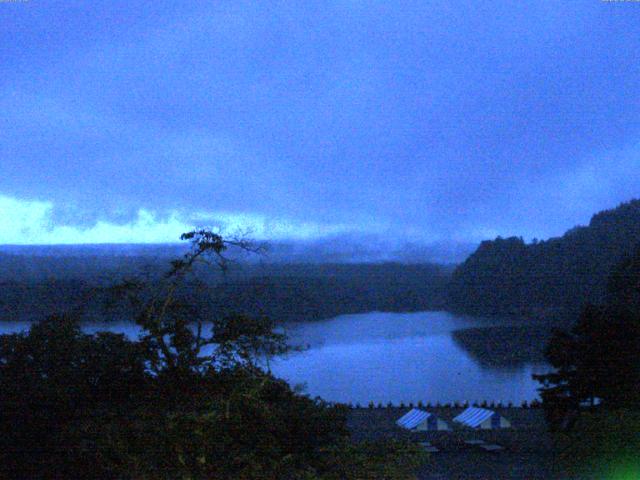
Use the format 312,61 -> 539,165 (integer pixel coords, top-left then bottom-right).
396,408 -> 431,429
453,407 -> 495,428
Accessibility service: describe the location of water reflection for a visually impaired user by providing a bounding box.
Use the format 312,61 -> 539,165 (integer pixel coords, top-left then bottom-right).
270,311 -> 549,404
0,311 -> 549,405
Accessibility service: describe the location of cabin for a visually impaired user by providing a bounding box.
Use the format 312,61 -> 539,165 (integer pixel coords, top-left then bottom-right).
396,408 -> 450,431
453,407 -> 510,429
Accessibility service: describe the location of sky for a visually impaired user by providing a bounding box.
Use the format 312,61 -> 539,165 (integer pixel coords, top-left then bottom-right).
1,0 -> 640,245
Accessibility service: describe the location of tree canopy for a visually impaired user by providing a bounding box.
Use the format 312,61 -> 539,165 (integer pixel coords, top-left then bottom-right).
534,247 -> 640,429
448,199 -> 640,318
0,230 -> 426,479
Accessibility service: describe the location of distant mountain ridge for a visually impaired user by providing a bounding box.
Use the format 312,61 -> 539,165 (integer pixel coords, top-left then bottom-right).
447,199 -> 640,319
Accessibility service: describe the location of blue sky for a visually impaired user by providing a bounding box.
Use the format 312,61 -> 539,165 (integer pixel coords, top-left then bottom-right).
1,0 -> 639,244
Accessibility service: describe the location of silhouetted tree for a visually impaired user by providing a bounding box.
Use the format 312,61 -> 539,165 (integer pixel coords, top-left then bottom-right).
0,230 -> 426,479
535,248 -> 640,430
0,315 -> 150,478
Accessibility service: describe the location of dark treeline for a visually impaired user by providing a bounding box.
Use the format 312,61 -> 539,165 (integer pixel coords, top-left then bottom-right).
207,263 -> 452,321
0,261 -> 453,323
4,199 -> 640,325
447,199 -> 640,318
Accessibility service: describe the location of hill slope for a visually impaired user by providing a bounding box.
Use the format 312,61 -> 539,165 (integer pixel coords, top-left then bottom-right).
447,199 -> 640,318
0,262 -> 452,323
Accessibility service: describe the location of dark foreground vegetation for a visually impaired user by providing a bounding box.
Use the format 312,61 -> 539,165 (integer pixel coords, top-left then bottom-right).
0,231 -> 425,479
0,317 -> 425,479
533,245 -> 640,478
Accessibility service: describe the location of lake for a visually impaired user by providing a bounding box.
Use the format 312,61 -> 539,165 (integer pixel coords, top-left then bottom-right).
0,311 -> 549,405
270,311 -> 550,405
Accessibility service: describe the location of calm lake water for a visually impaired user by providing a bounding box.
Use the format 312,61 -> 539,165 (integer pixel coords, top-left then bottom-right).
0,311 -> 549,405
271,311 -> 549,405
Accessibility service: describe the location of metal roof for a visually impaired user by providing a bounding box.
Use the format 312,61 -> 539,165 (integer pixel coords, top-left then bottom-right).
396,408 -> 432,429
453,407 -> 496,428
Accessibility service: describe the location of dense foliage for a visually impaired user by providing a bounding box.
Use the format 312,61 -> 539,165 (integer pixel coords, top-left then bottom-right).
534,304 -> 640,425
534,247 -> 640,429
448,199 -> 640,317
0,231 -> 426,479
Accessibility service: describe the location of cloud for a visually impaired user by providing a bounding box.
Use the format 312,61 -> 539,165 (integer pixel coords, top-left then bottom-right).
0,195 -> 370,244
1,1 -> 639,243
454,142 -> 640,241
0,195 -> 184,244
0,196 -> 53,240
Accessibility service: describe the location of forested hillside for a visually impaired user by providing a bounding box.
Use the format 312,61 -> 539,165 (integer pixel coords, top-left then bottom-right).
447,199 -> 640,318
0,260 -> 452,323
